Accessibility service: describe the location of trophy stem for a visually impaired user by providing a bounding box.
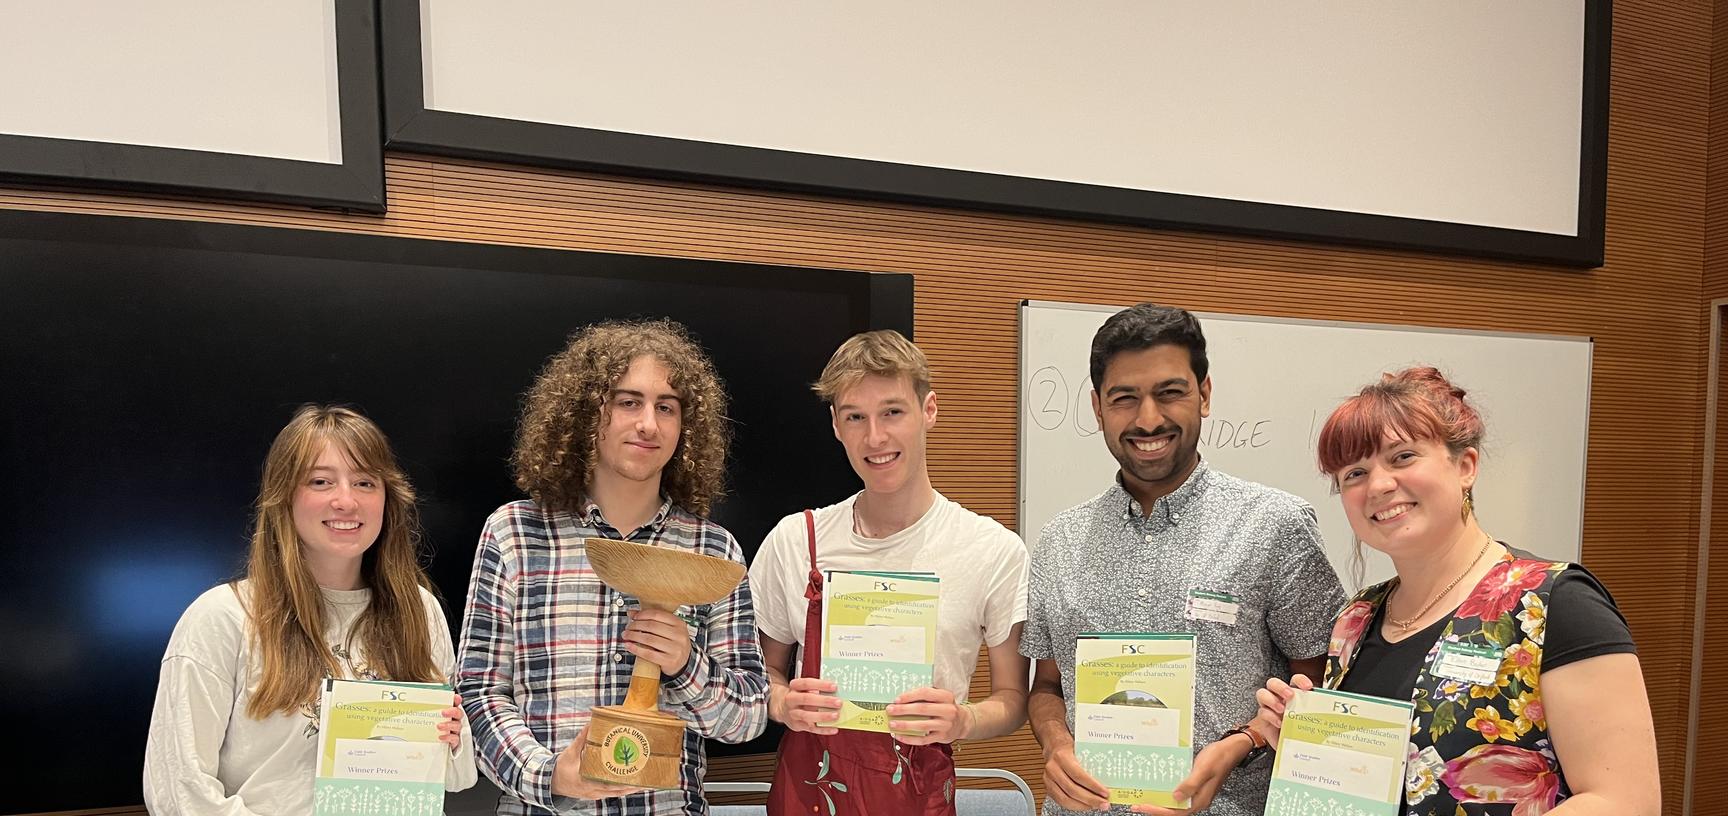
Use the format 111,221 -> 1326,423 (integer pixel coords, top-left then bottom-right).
620,601 -> 675,710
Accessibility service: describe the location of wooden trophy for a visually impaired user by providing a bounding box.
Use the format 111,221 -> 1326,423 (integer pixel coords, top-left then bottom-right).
578,537 -> 745,789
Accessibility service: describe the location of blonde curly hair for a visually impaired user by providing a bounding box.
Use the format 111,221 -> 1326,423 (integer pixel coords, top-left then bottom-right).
512,319 -> 730,517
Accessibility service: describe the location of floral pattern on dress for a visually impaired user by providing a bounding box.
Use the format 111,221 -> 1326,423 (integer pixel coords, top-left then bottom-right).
1441,744 -> 1561,816
1466,707 -> 1520,743
1507,690 -> 1547,735
1457,561 -> 1550,621
802,750 -> 849,815
1515,593 -> 1547,646
1324,555 -> 1573,816
1328,600 -> 1377,669
1405,745 -> 1446,806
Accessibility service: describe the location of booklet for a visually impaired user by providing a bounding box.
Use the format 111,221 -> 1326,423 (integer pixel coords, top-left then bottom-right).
312,679 -> 450,816
1265,687 -> 1415,816
1073,633 -> 1196,809
820,570 -> 939,733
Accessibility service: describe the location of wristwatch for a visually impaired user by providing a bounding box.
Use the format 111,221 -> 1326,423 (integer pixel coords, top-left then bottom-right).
1223,724 -> 1271,767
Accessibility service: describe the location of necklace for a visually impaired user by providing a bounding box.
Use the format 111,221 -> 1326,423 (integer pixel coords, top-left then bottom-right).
1388,534 -> 1494,633
851,494 -> 876,538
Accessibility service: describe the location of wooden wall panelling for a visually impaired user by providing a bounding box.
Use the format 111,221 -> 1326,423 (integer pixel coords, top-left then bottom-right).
1697,1 -> 1728,807
1690,12 -> 1728,816
1690,305 -> 1728,816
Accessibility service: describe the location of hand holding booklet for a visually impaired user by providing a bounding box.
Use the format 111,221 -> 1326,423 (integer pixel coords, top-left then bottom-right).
1266,687 -> 1414,816
1073,633 -> 1195,808
313,679 -> 450,816
819,570 -> 939,733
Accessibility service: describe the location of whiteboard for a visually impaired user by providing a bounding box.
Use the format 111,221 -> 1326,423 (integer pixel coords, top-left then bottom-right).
1018,301 -> 1592,589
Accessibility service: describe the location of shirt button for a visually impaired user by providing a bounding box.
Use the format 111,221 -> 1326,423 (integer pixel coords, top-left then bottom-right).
1144,534 -> 1155,545
1137,588 -> 1149,598
613,597 -> 625,609
612,652 -> 625,663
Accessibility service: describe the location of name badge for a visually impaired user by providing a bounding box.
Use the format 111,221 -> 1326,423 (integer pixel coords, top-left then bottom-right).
1184,589 -> 1240,626
1431,641 -> 1503,686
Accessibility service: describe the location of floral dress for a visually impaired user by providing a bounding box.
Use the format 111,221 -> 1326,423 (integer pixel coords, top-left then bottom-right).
1322,554 -> 1572,816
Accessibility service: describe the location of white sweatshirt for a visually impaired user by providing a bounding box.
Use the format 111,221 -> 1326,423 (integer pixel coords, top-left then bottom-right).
143,581 -> 477,815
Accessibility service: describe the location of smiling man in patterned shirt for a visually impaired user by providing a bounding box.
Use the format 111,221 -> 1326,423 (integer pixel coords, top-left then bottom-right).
1021,303 -> 1346,816
457,319 -> 768,816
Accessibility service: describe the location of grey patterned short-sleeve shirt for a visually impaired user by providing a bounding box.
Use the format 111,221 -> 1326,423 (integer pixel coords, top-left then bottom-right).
1021,461 -> 1347,816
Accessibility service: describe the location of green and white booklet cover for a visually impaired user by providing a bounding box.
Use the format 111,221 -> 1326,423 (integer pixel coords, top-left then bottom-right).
313,678 -> 449,816
1073,633 -> 1195,808
820,570 -> 939,733
1266,687 -> 1414,816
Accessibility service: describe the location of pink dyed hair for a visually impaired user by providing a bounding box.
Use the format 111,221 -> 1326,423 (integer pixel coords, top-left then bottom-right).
1317,366 -> 1484,477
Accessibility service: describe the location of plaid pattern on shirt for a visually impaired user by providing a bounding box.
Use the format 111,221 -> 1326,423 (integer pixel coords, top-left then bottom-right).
458,498 -> 768,815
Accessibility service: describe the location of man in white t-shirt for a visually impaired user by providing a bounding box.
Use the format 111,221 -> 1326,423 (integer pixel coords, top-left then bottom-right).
748,329 -> 1029,814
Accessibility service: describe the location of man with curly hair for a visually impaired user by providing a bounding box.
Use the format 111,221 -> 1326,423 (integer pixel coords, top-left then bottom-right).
748,329 -> 1030,814
457,319 -> 768,816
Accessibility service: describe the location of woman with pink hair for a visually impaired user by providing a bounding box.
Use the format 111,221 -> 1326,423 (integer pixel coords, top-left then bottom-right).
1251,367 -> 1658,816
1139,367 -> 1659,816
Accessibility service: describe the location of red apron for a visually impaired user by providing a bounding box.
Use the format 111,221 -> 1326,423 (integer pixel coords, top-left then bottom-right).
766,510 -> 956,815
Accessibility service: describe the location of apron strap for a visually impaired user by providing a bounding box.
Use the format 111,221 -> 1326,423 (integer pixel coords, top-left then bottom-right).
798,509 -> 823,679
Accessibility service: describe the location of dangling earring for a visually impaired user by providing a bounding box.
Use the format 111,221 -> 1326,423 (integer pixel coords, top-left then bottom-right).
1461,486 -> 1474,521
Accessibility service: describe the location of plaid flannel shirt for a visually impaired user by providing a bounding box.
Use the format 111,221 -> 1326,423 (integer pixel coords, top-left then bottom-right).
457,498 -> 768,815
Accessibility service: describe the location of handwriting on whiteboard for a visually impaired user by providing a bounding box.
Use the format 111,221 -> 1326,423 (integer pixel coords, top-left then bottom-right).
1026,365 -> 1280,449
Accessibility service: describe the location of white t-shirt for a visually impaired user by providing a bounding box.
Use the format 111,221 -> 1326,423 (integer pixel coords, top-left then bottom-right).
142,581 -> 477,816
749,492 -> 1029,697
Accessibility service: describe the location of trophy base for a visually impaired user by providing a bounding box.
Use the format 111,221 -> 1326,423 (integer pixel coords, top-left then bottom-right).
579,704 -> 686,790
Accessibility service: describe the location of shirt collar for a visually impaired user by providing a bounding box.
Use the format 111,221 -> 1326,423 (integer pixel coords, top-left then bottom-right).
579,495 -> 675,535
1113,458 -> 1211,525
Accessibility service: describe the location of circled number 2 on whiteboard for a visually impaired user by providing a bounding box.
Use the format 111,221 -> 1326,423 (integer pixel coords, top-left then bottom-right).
1027,367 -> 1098,437
1029,366 -> 1068,431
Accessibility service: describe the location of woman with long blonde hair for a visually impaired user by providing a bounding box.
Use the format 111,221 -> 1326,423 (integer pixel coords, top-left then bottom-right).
144,405 -> 476,814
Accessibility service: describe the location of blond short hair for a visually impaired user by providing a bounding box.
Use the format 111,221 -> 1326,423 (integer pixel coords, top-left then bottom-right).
812,330 -> 932,403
